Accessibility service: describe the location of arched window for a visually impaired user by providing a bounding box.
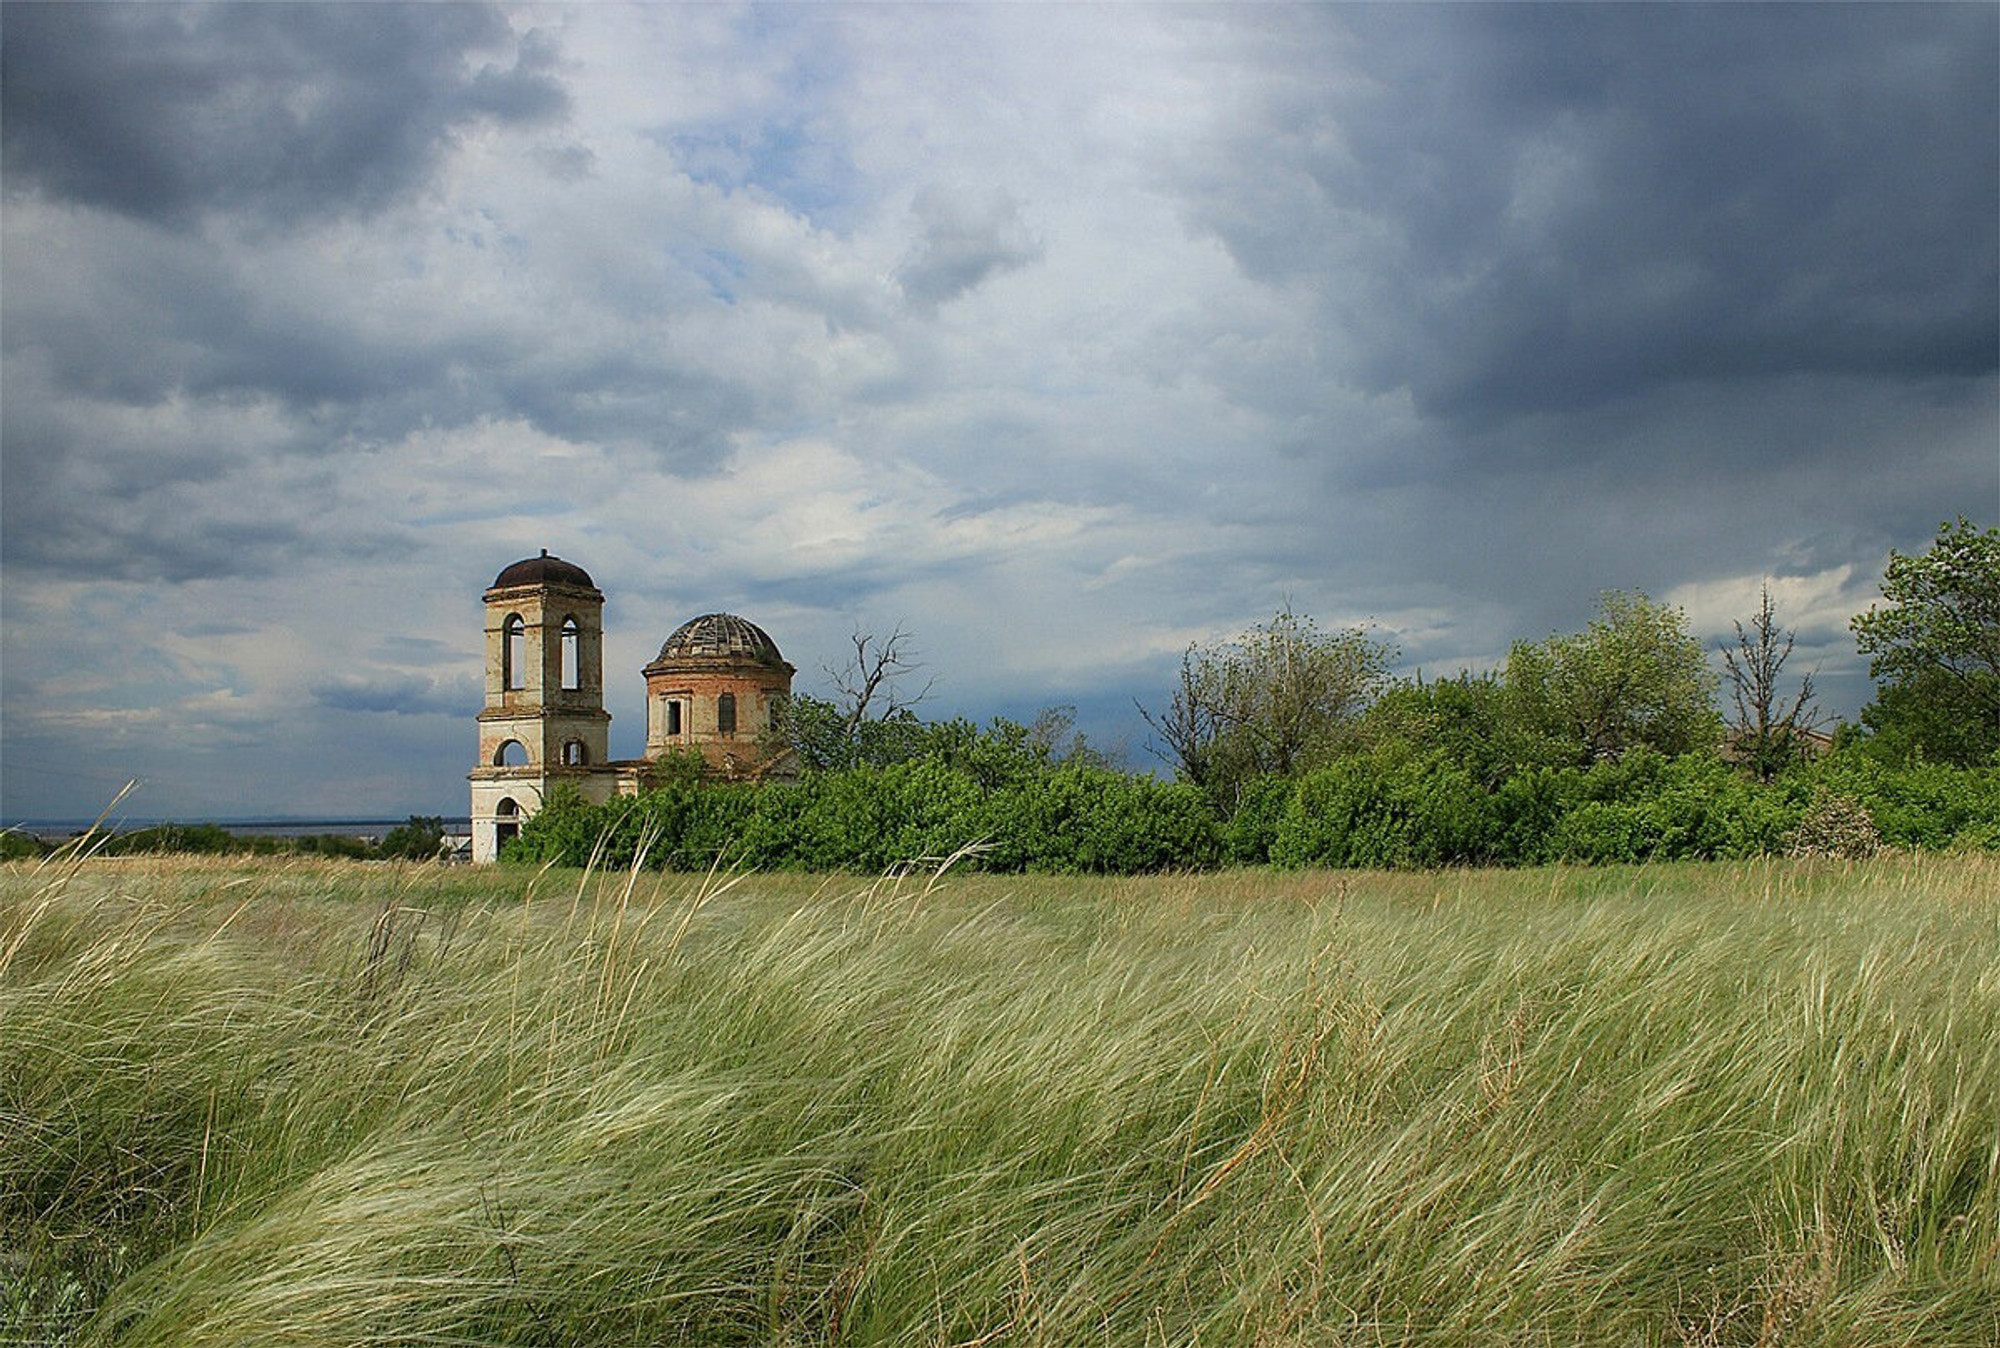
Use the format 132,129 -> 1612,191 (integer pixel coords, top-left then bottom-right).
562,739 -> 587,766
560,616 -> 580,691
503,614 -> 526,691
717,691 -> 737,736
494,796 -> 521,849
494,739 -> 529,767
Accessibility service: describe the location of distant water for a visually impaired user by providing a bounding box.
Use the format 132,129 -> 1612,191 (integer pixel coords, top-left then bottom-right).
3,817 -> 473,841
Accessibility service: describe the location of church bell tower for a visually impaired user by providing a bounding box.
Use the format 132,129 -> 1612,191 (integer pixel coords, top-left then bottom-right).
468,550 -> 613,861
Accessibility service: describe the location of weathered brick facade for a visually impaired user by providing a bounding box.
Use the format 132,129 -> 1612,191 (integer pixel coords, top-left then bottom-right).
467,553 -> 795,861
643,613 -> 796,774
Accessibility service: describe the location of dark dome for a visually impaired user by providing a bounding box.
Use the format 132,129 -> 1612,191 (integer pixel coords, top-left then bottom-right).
656,613 -> 785,665
491,550 -> 596,591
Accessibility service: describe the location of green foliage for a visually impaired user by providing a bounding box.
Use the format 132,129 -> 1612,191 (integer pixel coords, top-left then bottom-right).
1805,751 -> 2000,852
1505,591 -> 1721,768
1219,774 -> 1292,865
1,830 -> 49,862
1270,749 -> 1493,869
1360,671 -> 1513,786
515,736 -> 1997,874
984,764 -> 1220,874
287,833 -> 379,860
1851,517 -> 2000,766
1536,753 -> 1793,865
766,692 -> 932,773
377,815 -> 445,860
1144,608 -> 1397,807
94,822 -> 245,856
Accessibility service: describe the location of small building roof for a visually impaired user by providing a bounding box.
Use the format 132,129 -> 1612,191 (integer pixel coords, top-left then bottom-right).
491,549 -> 596,591
655,613 -> 786,665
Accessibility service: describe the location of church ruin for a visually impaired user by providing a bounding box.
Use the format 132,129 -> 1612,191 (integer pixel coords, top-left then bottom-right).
467,550 -> 795,862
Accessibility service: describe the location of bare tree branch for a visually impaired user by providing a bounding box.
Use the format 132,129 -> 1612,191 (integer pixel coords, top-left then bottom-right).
1721,582 -> 1823,780
826,624 -> 935,733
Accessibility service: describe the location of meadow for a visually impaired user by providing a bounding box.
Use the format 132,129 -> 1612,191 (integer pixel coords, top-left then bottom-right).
3,852 -> 1996,1346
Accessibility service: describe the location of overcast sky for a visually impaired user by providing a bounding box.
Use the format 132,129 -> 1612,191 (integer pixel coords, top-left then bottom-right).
3,2 -> 1996,821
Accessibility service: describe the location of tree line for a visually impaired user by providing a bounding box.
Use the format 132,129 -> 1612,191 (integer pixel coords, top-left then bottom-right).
0,817 -> 452,863
509,518 -> 1997,872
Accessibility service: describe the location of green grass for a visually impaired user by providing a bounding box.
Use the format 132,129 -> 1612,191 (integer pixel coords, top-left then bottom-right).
3,852 -> 1996,1345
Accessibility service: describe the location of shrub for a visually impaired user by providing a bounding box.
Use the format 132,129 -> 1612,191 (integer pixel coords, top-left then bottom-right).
1220,775 -> 1292,866
1270,752 -> 1491,869
1784,790 -> 1882,860
0,830 -> 48,862
379,816 -> 445,860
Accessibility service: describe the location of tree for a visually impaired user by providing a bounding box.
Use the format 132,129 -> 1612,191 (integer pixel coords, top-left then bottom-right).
1504,591 -> 1720,768
1360,670 -> 1512,788
379,815 -> 445,860
1850,517 -> 2000,765
1721,583 -> 1822,781
828,624 -> 934,732
1141,608 -> 1396,804
766,625 -> 936,772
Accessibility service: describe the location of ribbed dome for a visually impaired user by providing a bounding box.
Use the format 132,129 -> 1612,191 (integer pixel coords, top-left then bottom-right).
656,613 -> 785,665
491,550 -> 596,591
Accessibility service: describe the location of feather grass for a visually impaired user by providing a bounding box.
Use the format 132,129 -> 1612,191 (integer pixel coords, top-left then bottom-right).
2,853 -> 1995,1344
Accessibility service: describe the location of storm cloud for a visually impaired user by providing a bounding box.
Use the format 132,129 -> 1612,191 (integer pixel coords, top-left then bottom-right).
1,2 -> 1993,821
1181,5 -> 1998,423
2,2 -> 565,227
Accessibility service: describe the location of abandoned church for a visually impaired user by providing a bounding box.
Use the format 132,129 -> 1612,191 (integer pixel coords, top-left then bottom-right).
468,551 -> 795,862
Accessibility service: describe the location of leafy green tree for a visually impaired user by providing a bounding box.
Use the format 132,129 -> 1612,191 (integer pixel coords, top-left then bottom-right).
1142,609 -> 1396,805
1,829 -> 48,862
916,706 -> 1110,788
1850,517 -> 2000,765
378,815 -> 445,860
1504,591 -> 1720,768
1361,671 -> 1512,787
765,626 -> 937,773
767,692 -> 931,772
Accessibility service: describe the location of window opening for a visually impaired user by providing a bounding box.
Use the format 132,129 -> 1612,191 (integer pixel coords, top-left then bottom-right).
717,691 -> 736,736
494,739 -> 529,767
663,699 -> 683,737
560,617 -> 580,691
494,797 -> 521,849
503,614 -> 526,691
563,739 -> 587,766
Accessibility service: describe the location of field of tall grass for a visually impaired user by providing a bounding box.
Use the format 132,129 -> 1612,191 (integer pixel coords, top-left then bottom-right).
3,852 -> 1996,1345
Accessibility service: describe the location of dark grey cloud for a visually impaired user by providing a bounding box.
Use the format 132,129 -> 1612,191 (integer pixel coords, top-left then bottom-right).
499,357 -> 755,469
0,1 -> 565,228
372,636 -> 467,667
1183,4 -> 1998,425
0,349 -> 412,583
896,187 -> 1042,311
309,671 -> 477,717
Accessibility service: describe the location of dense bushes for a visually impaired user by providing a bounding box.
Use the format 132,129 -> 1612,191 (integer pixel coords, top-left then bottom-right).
508,553 -> 1999,875
511,738 -> 1996,874
511,763 -> 1222,875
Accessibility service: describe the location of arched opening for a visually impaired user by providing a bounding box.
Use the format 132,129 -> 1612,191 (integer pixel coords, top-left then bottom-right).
717,691 -> 736,737
493,739 -> 529,767
494,797 -> 521,850
503,614 -> 526,691
562,739 -> 588,766
560,616 -> 580,691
